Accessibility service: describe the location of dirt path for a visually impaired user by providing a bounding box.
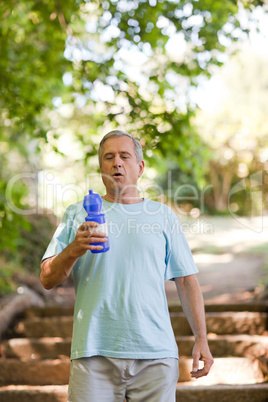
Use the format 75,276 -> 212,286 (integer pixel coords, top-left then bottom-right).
165,215 -> 268,304
165,253 -> 265,304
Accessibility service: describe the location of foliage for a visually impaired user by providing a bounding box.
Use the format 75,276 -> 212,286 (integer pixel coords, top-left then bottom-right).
0,161 -> 32,253
1,0 -> 264,170
0,0 -> 80,137
17,213 -> 57,275
195,46 -> 268,213
0,264 -> 16,296
0,0 -> 80,253
0,213 -> 56,295
0,0 -> 266,260
65,0 -> 255,176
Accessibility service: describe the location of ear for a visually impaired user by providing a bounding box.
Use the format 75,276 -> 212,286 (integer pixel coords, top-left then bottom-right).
138,160 -> 145,178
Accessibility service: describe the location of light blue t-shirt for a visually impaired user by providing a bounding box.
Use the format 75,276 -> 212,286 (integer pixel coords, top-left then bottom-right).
42,198 -> 198,360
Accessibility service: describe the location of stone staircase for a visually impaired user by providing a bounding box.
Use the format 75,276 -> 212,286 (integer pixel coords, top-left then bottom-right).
0,303 -> 268,402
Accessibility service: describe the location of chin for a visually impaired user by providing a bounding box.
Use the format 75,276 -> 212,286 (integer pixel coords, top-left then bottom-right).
108,184 -> 124,194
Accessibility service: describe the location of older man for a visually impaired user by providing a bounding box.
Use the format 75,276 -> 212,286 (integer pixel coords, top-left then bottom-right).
40,130 -> 213,402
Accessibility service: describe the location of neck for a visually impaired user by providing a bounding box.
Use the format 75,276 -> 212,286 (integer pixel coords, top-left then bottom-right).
103,190 -> 143,204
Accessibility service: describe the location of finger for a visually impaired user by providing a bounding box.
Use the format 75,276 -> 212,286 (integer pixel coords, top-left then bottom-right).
87,237 -> 108,243
76,234 -> 108,247
190,367 -> 208,379
78,228 -> 106,238
190,368 -> 203,378
77,236 -> 107,246
84,221 -> 99,229
89,245 -> 104,251
87,230 -> 107,238
191,355 -> 200,374
79,222 -> 98,231
191,358 -> 213,378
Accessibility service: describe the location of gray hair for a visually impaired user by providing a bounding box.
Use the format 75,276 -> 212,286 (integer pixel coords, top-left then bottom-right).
98,130 -> 143,165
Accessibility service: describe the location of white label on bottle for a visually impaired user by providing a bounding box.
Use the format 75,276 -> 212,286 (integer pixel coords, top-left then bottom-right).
95,222 -> 108,236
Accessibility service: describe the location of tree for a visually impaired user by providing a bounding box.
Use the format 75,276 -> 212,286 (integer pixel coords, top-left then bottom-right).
1,0 -> 264,167
0,0 -> 80,252
195,45 -> 268,214
65,0 -> 263,173
0,0 -> 266,254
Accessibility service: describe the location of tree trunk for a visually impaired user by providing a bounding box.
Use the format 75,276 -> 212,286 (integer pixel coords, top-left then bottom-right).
209,161 -> 234,212
0,286 -> 44,339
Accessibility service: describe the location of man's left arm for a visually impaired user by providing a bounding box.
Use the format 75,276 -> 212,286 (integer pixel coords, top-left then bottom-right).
174,274 -> 214,379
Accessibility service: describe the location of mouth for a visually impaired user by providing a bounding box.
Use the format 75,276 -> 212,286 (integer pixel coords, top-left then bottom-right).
112,172 -> 124,177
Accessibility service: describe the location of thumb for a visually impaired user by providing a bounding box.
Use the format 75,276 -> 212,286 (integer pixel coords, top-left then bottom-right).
192,354 -> 200,372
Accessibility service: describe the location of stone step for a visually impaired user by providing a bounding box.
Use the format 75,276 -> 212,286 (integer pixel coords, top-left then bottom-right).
3,337 -> 71,360
0,359 -> 70,386
14,317 -> 73,338
0,384 -> 268,402
176,383 -> 268,402
23,302 -> 268,319
0,357 -> 267,386
0,380 -> 268,402
0,385 -> 68,402
169,302 -> 268,313
13,311 -> 268,339
24,306 -> 74,319
3,334 -> 268,361
177,357 -> 268,385
176,334 -> 268,358
170,312 -> 267,336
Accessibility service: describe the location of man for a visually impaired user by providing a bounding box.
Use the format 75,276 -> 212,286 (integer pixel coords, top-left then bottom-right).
40,130 -> 213,402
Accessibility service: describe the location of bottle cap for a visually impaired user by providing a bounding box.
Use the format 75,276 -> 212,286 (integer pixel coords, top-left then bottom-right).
83,189 -> 102,215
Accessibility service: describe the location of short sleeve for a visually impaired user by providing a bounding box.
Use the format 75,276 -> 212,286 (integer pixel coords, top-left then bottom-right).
164,211 -> 198,281
41,205 -> 79,261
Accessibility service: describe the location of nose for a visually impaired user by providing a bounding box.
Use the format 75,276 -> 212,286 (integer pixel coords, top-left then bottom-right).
113,155 -> 122,167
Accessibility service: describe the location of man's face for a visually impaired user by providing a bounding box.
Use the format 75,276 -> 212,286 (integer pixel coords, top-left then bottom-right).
100,136 -> 144,196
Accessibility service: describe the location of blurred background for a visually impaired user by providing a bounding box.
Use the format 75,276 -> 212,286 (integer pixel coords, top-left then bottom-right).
0,0 -> 268,302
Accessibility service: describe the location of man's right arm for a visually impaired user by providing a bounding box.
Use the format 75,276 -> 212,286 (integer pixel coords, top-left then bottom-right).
40,221 -> 108,290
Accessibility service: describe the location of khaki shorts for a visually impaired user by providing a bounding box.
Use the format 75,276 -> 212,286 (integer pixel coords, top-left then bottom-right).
68,356 -> 179,402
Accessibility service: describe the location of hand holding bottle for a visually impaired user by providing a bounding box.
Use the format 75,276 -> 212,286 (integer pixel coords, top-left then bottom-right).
83,190 -> 110,253
68,221 -> 108,258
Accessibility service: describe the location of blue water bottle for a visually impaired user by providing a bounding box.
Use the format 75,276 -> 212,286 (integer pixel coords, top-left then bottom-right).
83,190 -> 110,253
